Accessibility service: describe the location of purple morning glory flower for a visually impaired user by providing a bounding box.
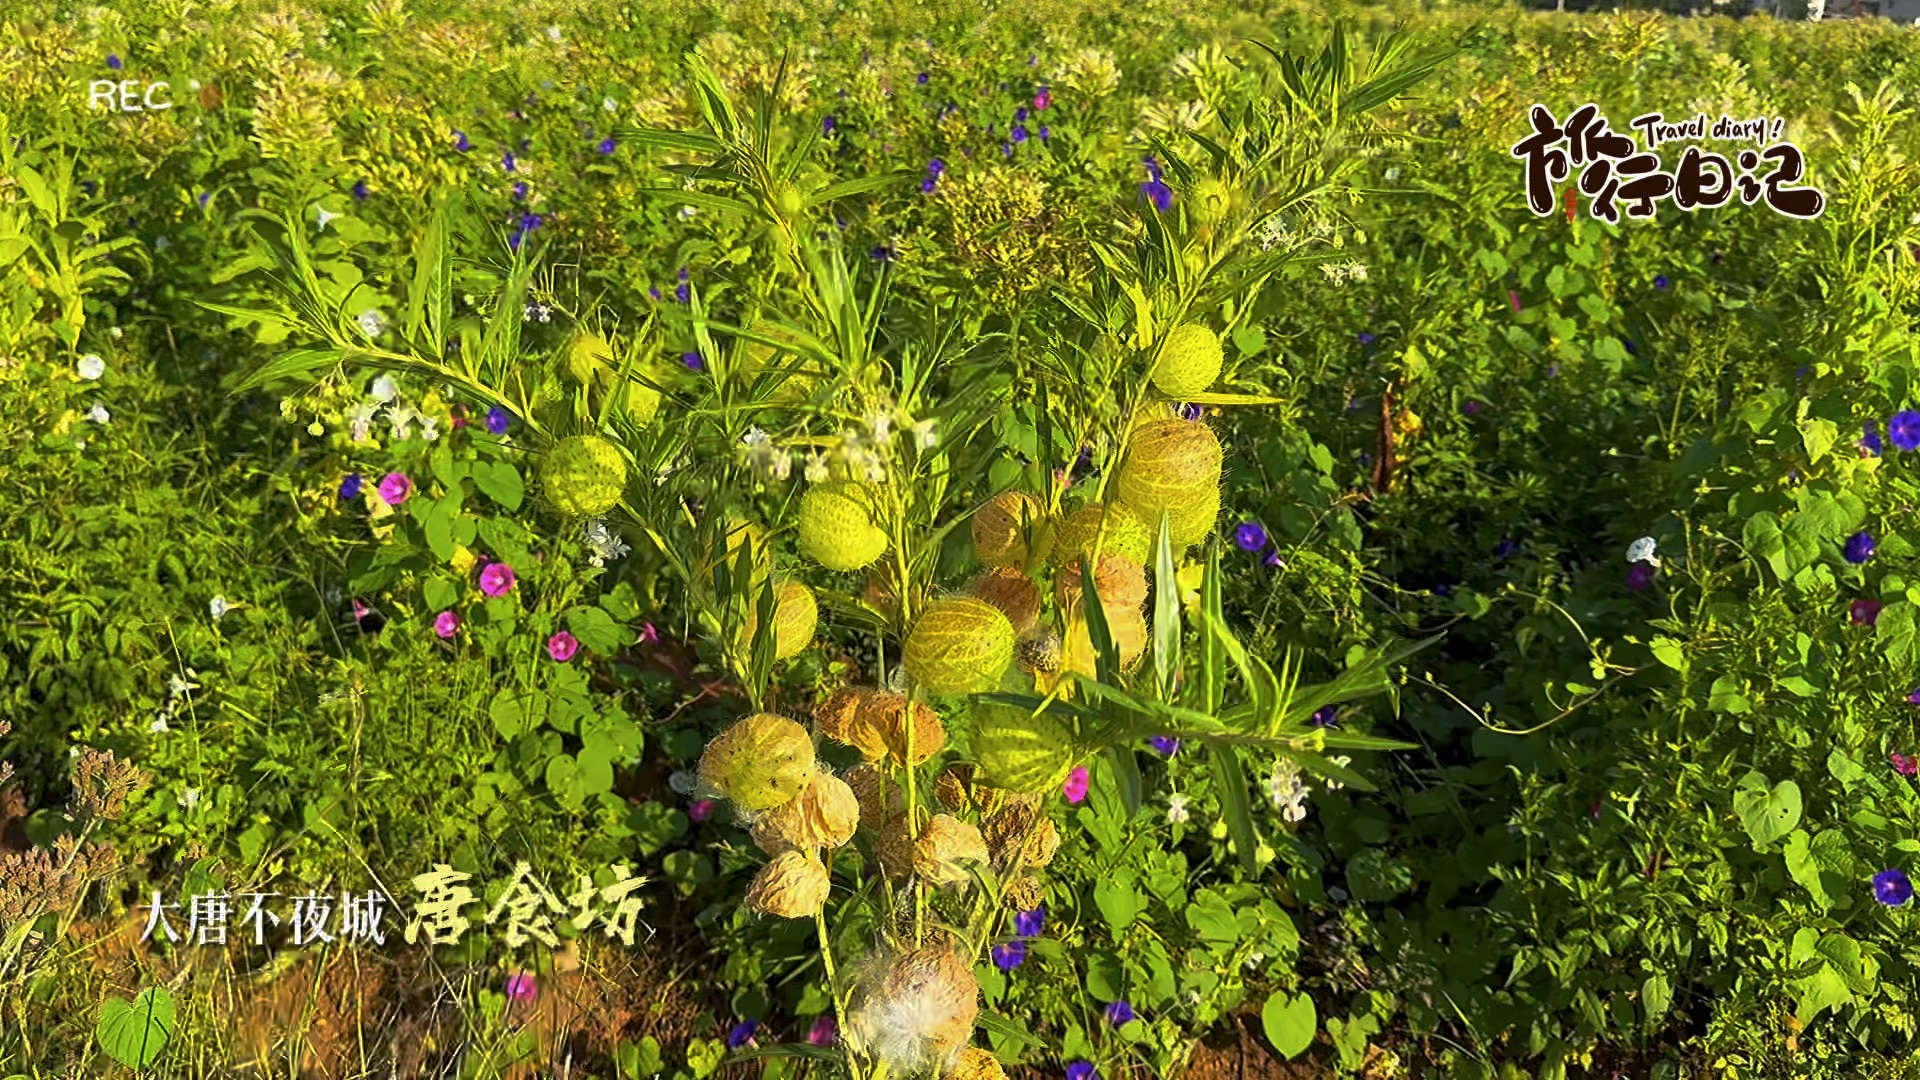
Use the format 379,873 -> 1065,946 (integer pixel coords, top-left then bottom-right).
1873,868 -> 1912,906
1015,107 -> 1029,123
1358,333 -> 1375,345
597,136 -> 616,154
682,351 -> 704,371
1862,423 -> 1885,457
1178,402 -> 1202,421
648,286 -> 662,300
678,267 -> 689,282
1495,538 -> 1519,558
107,53 -> 123,70
453,131 -> 471,152
1065,1062 -> 1099,1080
1463,400 -> 1482,415
512,181 -> 528,202
1852,598 -> 1883,626
921,177 -> 937,193
1264,550 -> 1282,568
1038,125 -> 1050,141
675,282 -> 690,304
823,115 -> 836,135
1311,705 -> 1337,728
1844,531 -> 1876,565
502,152 -> 517,172
1234,522 -> 1267,552
1623,338 -> 1637,355
339,474 -> 363,500
1889,410 -> 1920,451
928,158 -> 946,176
1105,1001 -> 1135,1026
726,1020 -> 759,1049
1627,563 -> 1657,591
1151,735 -> 1180,757
197,192 -> 211,207
486,405 -> 511,435
991,941 -> 1027,970
1012,125 -> 1029,143
1140,178 -> 1173,213
1906,686 -> 1920,705
917,72 -> 929,84
1014,906 -> 1045,937
1654,274 -> 1670,290
351,179 -> 369,201
870,246 -> 896,263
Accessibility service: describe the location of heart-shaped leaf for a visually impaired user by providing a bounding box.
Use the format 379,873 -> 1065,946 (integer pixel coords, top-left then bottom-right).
1733,779 -> 1801,848
1261,990 -> 1316,1058
97,987 -> 176,1069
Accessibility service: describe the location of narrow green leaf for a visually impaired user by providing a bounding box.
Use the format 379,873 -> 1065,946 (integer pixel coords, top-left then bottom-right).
1208,741 -> 1261,873
1153,513 -> 1182,702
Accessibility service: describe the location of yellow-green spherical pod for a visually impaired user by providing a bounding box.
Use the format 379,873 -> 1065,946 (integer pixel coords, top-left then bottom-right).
697,713 -> 817,811
970,702 -> 1077,796
1115,419 -> 1222,521
1165,486 -> 1221,549
565,331 -> 617,387
1150,324 -> 1223,399
903,597 -> 1016,696
1049,502 -> 1152,569
798,483 -> 889,571
538,435 -> 629,518
745,579 -> 818,660
614,370 -> 662,430
971,491 -> 1052,569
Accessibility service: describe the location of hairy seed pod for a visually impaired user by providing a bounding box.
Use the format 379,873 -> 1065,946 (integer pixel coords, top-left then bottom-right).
744,579 -> 818,659
1165,486 -> 1221,549
565,330 -> 617,387
983,801 -> 1061,873
842,762 -> 901,832
934,763 -> 977,813
750,771 -> 861,853
698,714 -> 816,811
913,813 -> 990,887
873,811 -> 918,880
1115,420 -> 1222,522
815,686 -> 870,746
1150,323 -> 1223,398
849,947 -> 980,1069
848,692 -> 944,765
1002,875 -> 1044,913
971,491 -> 1052,568
745,850 -> 831,919
903,598 -> 1015,695
539,435 -> 629,519
798,482 -> 889,571
1049,502 -> 1152,568
971,703 -> 1076,796
1054,553 -> 1149,618
944,1047 -> 1008,1080
971,567 -> 1041,635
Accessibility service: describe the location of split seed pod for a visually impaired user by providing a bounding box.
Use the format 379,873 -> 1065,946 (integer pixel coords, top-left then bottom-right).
849,947 -> 980,1070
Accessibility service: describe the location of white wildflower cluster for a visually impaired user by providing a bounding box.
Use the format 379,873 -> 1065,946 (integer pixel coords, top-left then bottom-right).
582,518 -> 631,568
523,300 -> 553,323
1255,213 -> 1340,254
742,427 -> 793,481
1268,758 -> 1310,823
147,669 -> 202,733
1167,791 -> 1191,824
1133,100 -> 1215,141
344,373 -> 438,445
1319,261 -> 1369,286
1323,755 -> 1352,792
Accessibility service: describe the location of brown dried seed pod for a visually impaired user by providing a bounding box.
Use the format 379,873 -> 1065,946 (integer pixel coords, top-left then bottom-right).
744,850 -> 831,919
1002,875 -> 1045,913
944,1047 -> 1008,1080
874,811 -> 918,880
934,763 -> 977,813
843,762 -> 902,832
859,692 -> 946,765
814,686 -> 869,746
913,813 -> 990,887
971,490 -> 1052,568
983,801 -> 1061,873
750,771 -> 861,854
1054,553 -> 1149,617
971,567 -> 1041,635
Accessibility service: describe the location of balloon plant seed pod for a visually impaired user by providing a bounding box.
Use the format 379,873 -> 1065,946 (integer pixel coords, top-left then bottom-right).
841,761 -> 903,832
912,813 -> 990,887
970,490 -> 1052,568
742,579 -> 818,659
745,850 -> 831,919
564,330 -> 617,387
1149,322 -> 1223,399
847,946 -> 981,1073
1064,608 -> 1150,676
1054,553 -> 1150,617
798,481 -> 890,571
944,1047 -> 1008,1080
1164,485 -> 1222,549
982,800 -> 1061,874
970,703 -> 1077,796
902,598 -> 1016,695
857,691 -> 947,766
749,770 -> 860,854
697,713 -> 817,812
1001,875 -> 1045,913
934,762 -> 978,813
538,435 -> 629,519
1114,419 -> 1223,523
970,567 -> 1041,635
1049,502 -> 1152,568
873,810 -> 919,880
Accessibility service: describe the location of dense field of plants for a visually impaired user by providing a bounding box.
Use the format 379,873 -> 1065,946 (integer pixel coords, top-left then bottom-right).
3,0 -> 1920,1077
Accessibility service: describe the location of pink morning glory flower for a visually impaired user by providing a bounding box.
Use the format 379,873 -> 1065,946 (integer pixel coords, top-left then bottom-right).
434,610 -> 460,638
547,630 -> 579,662
807,1016 -> 837,1047
504,972 -> 537,1002
377,472 -> 413,505
688,799 -> 715,822
479,562 -> 516,597
1063,766 -> 1089,804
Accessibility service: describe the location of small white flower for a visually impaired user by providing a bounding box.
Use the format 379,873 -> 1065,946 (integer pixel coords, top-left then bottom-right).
770,452 -> 792,481
153,235 -> 170,252
546,24 -> 562,41
370,374 -> 397,402
316,205 -> 337,231
190,79 -> 201,91
149,711 -> 170,733
910,418 -> 939,451
356,309 -> 387,339
1281,802 -> 1307,823
583,518 -> 631,568
867,410 -> 894,443
345,401 -> 379,444
1384,167 -> 1401,182
603,96 -> 619,113
418,416 -> 440,442
1324,755 -> 1351,792
863,460 -> 887,484
679,205 -> 699,219
804,452 -> 830,483
76,354 -> 106,380
180,787 -> 202,809
209,595 -> 229,620
1167,792 -> 1190,824
1244,951 -> 1266,969
743,427 -> 771,449
109,326 -> 123,339
387,403 -> 418,442
87,403 -> 110,425
1626,536 -> 1660,566
167,673 -> 200,699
